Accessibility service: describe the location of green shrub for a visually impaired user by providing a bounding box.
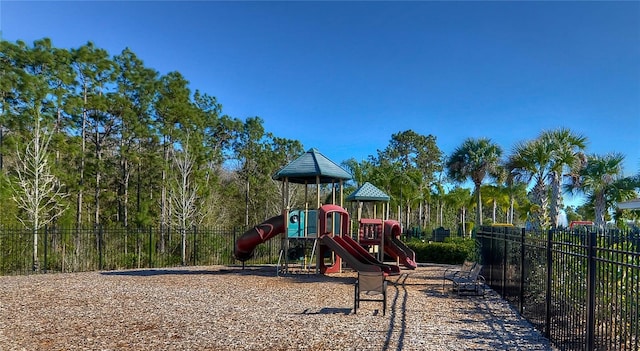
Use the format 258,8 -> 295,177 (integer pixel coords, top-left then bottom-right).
407,237 -> 477,264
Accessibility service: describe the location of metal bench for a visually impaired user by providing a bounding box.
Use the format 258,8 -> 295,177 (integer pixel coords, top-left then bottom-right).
442,260 -> 476,292
446,263 -> 485,296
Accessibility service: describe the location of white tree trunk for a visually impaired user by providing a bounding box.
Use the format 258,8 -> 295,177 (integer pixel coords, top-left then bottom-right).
11,114 -> 68,271
168,142 -> 198,266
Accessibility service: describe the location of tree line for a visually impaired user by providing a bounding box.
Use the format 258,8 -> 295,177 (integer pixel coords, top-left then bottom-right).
345,129 -> 639,234
0,38 -> 305,233
1,38 -> 639,241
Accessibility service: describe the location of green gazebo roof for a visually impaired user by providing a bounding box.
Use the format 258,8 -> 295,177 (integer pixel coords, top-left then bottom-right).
273,148 -> 352,184
346,182 -> 390,202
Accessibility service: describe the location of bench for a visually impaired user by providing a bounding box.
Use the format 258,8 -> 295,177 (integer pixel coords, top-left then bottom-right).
442,260 -> 475,292
442,261 -> 485,296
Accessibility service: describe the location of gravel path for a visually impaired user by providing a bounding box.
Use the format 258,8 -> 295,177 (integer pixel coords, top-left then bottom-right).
0,264 -> 555,350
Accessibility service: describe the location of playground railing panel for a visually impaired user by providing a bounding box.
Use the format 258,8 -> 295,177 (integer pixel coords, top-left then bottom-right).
0,224 -> 284,276
477,226 -> 640,351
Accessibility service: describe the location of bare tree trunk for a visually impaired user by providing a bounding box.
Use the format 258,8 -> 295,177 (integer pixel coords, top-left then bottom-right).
168,146 -> 198,265
461,207 -> 467,237
123,167 -> 129,227
181,228 -> 186,266
74,98 -> 87,270
12,115 -> 67,272
55,109 -> 61,165
160,136 -> 168,253
245,179 -> 249,226
492,200 -> 497,223
119,139 -> 130,227
509,197 -> 514,224
33,228 -> 39,272
94,128 -> 101,225
594,194 -> 607,229
77,85 -> 88,228
137,163 -> 141,218
531,180 -> 548,230
549,171 -> 562,229
475,184 -> 483,228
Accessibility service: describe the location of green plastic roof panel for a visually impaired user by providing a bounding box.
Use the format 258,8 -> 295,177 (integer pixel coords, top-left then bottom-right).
346,182 -> 390,202
273,148 -> 352,184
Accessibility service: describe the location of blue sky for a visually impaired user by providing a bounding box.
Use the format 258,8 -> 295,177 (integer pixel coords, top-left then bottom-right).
2,1 -> 639,184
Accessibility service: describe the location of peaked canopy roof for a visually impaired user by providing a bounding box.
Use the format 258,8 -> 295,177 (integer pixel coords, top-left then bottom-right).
273,148 -> 352,184
346,182 -> 390,202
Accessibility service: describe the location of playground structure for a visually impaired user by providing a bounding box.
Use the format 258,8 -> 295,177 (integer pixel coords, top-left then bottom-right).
318,204 -> 400,275
233,148 -> 416,276
347,182 -> 417,270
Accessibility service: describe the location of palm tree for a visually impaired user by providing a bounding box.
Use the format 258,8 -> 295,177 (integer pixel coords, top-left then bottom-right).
369,159 -> 398,219
495,162 -> 528,224
446,138 -> 503,229
342,158 -> 372,188
368,159 -> 419,224
516,200 -> 541,226
565,153 -> 638,229
390,168 -> 421,229
507,138 -> 552,230
505,181 -> 529,225
481,184 -> 510,224
445,187 -> 473,236
507,128 -> 587,230
541,129 -> 587,228
431,182 -> 447,227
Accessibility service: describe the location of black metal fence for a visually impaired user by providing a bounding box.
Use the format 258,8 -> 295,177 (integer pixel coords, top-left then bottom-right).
477,226 -> 640,351
0,225 -> 283,275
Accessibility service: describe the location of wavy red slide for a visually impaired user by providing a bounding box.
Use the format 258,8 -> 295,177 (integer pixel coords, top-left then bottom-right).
384,220 -> 417,269
385,236 -> 418,269
234,215 -> 285,262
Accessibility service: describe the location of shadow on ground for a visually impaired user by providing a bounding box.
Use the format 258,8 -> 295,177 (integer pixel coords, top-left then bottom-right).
99,265 -> 355,284
100,265 -> 276,277
299,307 -> 353,315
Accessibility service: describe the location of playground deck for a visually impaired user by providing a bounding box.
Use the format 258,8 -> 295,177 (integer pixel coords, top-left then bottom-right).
0,264 -> 556,350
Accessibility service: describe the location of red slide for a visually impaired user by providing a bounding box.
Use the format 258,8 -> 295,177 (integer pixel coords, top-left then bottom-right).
385,236 -> 418,270
320,234 -> 382,273
384,220 -> 418,270
338,235 -> 401,275
234,215 -> 285,262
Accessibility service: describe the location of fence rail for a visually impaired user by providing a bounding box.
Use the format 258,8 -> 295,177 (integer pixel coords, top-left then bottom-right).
0,225 -> 283,275
477,226 -> 640,351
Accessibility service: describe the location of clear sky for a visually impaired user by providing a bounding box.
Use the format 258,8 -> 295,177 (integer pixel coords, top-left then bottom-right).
2,1 -> 639,182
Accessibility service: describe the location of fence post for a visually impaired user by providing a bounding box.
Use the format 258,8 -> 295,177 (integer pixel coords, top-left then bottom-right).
519,227 -> 525,315
148,226 -> 153,268
43,225 -> 48,273
233,227 -> 237,265
32,227 -> 37,273
490,227 -> 495,285
586,231 -> 597,351
545,229 -> 553,339
98,225 -> 104,271
502,229 -> 507,296
192,225 -> 197,266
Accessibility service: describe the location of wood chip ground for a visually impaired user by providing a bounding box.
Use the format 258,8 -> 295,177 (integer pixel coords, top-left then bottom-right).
0,264 -> 556,350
